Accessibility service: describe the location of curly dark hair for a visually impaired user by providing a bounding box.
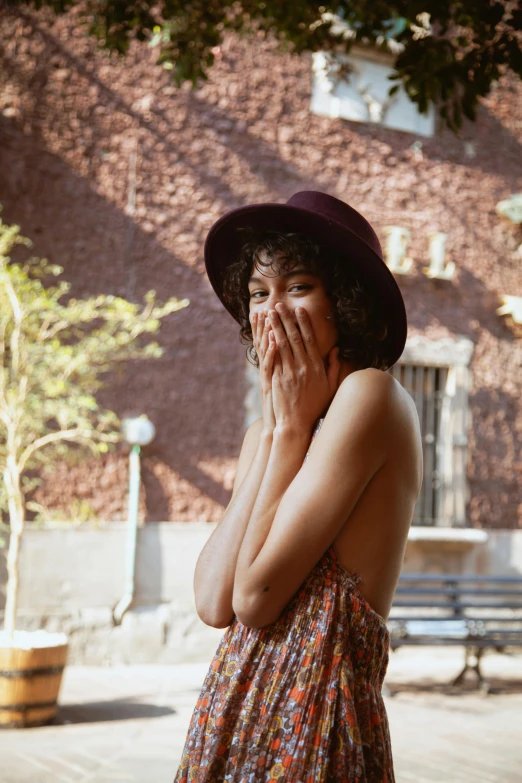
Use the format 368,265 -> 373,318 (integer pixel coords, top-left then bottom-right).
221,229 -> 390,371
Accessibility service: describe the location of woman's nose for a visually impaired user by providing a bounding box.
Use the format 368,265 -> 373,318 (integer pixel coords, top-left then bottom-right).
264,297 -> 276,312
260,295 -> 287,312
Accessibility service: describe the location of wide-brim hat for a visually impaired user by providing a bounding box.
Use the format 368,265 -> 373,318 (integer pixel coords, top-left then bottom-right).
204,190 -> 407,369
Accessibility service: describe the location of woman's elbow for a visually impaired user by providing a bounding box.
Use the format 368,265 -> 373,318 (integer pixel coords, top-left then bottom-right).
197,610 -> 235,629
232,592 -> 277,629
195,600 -> 235,629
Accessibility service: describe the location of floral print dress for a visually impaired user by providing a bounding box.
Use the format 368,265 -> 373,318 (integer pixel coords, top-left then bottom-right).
174,418 -> 395,783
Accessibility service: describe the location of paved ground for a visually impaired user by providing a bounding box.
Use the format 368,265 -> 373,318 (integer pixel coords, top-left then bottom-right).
0,647 -> 521,783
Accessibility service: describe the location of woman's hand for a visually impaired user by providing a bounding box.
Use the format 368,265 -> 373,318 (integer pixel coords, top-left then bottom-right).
268,304 -> 340,433
251,311 -> 277,433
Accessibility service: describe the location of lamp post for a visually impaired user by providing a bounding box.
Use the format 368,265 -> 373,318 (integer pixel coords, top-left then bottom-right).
113,414 -> 156,624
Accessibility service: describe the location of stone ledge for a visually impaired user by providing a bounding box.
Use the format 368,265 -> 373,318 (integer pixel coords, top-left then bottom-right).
408,526 -> 488,545
400,335 -> 474,366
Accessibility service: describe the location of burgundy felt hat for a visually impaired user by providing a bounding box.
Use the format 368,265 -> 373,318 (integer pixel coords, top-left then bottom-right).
204,190 -> 407,369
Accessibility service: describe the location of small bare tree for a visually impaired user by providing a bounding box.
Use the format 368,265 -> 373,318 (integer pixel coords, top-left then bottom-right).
0,216 -> 189,639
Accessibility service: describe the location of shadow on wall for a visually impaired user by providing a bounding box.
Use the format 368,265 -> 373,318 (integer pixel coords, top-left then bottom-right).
0,8 -> 327,219
468,386 -> 521,528
10,5 -> 522,208
0,6 -> 330,524
0,6 -> 520,531
0,109 -> 245,522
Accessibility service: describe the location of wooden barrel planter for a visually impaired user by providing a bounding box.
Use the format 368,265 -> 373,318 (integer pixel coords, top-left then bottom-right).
0,632 -> 68,728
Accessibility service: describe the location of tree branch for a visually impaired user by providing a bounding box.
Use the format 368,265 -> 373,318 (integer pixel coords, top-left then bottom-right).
18,426 -> 119,473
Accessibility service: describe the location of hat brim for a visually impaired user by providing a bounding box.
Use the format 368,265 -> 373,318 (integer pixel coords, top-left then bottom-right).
204,202 -> 407,369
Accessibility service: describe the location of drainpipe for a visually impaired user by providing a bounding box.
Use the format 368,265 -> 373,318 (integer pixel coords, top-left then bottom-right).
113,443 -> 141,625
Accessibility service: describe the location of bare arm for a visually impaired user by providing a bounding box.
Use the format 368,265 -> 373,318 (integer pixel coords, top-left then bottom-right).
233,369 -> 393,629
193,417 -> 273,628
194,309 -> 277,628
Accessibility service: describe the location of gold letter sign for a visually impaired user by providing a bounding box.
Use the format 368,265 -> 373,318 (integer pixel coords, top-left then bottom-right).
383,226 -> 413,274
423,232 -> 455,280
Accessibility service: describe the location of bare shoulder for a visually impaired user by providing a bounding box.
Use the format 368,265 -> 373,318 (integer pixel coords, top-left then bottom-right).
324,367 -> 421,464
336,367 -> 417,417
339,368 -> 423,486
331,367 -> 400,423
338,366 -> 398,393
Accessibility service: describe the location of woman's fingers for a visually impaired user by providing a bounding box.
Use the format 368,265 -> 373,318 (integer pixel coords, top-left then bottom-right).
271,337 -> 283,375
260,312 -> 270,357
295,306 -> 321,363
251,311 -> 259,352
269,306 -> 305,368
251,311 -> 275,369
251,311 -> 264,359
260,321 -> 276,393
263,328 -> 276,373
275,304 -> 307,363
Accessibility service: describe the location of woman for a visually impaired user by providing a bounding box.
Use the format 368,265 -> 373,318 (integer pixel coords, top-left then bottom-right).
174,191 -> 423,783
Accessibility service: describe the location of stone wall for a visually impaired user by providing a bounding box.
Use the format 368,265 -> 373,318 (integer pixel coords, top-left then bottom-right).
0,5 -> 521,528
1,524 -> 521,664
0,524 -> 226,664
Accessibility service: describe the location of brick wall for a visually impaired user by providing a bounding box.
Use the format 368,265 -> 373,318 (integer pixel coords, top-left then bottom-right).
0,6 -> 521,528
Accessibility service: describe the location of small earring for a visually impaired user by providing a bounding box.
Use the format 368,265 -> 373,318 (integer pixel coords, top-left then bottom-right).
325,314 -> 332,320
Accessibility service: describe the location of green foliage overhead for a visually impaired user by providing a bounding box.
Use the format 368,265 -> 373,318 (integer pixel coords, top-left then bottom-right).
13,1 -> 522,131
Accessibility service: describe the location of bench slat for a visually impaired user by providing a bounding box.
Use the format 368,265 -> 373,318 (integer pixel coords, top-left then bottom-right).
389,615 -> 522,623
398,574 -> 522,584
399,620 -> 468,637
390,637 -> 522,647
392,600 -> 522,609
395,587 -> 522,597
389,621 -> 522,632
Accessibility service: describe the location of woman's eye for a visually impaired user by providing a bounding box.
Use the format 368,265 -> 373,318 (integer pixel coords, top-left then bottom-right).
249,284 -> 311,298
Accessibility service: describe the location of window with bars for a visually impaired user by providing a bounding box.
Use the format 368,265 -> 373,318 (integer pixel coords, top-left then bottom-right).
388,337 -> 474,528
388,364 -> 448,526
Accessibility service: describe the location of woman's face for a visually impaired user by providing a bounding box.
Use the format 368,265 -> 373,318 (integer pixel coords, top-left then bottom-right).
247,254 -> 338,360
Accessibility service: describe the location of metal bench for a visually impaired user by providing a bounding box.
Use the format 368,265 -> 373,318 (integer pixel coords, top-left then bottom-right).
386,574 -> 522,693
